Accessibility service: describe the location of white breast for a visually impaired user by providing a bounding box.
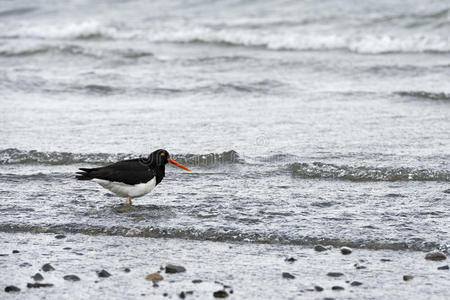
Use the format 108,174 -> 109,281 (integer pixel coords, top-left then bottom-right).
92,177 -> 157,198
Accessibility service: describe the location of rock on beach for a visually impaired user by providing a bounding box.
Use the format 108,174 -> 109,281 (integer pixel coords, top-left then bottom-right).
165,264 -> 186,274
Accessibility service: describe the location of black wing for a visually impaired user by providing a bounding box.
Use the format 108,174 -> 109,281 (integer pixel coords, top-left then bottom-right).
76,159 -> 154,185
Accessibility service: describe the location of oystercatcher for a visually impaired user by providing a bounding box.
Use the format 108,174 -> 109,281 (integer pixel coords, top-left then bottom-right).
76,149 -> 190,205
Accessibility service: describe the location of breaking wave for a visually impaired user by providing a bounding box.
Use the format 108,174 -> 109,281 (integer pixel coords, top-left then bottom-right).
0,148 -> 241,166
396,91 -> 450,101
0,223 -> 446,252
289,162 -> 450,182
2,20 -> 450,54
0,42 -> 154,58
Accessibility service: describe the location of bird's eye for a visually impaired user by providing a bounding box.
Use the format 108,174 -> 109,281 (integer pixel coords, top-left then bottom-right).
160,153 -> 165,157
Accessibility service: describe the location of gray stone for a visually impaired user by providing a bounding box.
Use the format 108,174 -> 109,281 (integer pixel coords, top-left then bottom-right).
314,245 -> 328,252
5,286 -> 20,292
425,251 -> 447,261
213,290 -> 229,298
27,283 -> 53,288
403,275 -> 413,281
97,270 -> 111,278
351,281 -> 363,286
285,257 -> 297,262
32,273 -> 44,281
437,265 -> 449,270
340,247 -> 352,255
327,272 -> 344,277
165,264 -> 186,274
282,272 -> 295,279
42,263 -> 55,272
63,275 -> 80,281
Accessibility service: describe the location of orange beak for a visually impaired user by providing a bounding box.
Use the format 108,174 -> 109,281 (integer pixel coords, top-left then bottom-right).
168,158 -> 191,172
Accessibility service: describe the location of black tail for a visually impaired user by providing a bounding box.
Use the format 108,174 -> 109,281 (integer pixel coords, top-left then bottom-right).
76,168 -> 94,180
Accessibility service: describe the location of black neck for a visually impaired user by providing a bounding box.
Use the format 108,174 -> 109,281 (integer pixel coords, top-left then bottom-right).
154,165 -> 165,185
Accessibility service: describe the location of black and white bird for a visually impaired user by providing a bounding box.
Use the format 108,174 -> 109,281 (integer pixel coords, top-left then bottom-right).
76,149 -> 190,205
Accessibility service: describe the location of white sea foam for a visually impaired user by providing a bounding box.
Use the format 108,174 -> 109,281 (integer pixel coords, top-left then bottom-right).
0,20 -> 128,40
1,20 -> 449,54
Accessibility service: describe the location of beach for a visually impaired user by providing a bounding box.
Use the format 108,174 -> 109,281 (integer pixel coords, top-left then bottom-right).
1,232 -> 449,299
1,0 -> 449,298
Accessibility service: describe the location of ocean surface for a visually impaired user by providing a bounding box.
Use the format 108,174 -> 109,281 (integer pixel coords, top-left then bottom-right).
0,0 -> 449,298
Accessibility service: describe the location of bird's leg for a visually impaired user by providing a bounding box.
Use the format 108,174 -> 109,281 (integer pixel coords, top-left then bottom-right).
125,197 -> 132,206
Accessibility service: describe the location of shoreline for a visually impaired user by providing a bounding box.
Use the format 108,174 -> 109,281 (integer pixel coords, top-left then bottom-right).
1,232 -> 448,299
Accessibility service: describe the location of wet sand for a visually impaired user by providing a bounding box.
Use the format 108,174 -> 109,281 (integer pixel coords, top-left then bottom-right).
1,232 -> 448,299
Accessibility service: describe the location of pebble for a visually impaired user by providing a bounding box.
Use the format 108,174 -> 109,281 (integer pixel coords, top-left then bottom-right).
213,290 -> 229,298
55,234 -> 66,239
42,263 -> 55,272
380,258 -> 391,262
63,247 -> 72,250
340,247 -> 352,255
27,283 -> 54,288
123,268 -> 131,273
0,254 -> 8,256
192,279 -> 202,284
354,264 -> 367,270
285,257 -> 297,262
327,272 -> 344,277
146,273 -> 164,281
163,293 -> 168,297
165,264 -> 186,274
4,285 -> 20,293
32,273 -> 44,281
332,286 -> 345,291
63,275 -> 80,282
351,281 -> 363,286
179,291 -> 186,299
425,251 -> 447,261
282,272 -> 295,279
97,270 -> 111,278
12,250 -> 20,254
314,245 -> 328,252
314,285 -> 324,291
403,275 -> 414,281
437,265 -> 449,270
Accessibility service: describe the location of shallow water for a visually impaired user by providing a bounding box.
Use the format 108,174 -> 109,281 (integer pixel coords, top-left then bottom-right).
0,0 -> 449,298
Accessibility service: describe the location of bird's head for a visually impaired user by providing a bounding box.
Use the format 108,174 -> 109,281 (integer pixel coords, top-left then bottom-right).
148,149 -> 191,171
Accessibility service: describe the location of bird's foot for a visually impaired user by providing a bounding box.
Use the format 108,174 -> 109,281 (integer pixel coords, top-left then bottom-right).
125,197 -> 132,206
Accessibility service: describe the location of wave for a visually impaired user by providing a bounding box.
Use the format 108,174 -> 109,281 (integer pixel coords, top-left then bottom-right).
149,30 -> 450,54
0,42 -> 154,59
0,223 -> 446,252
2,20 -> 450,54
0,148 -> 241,166
289,162 -> 450,182
0,172 -> 71,182
0,20 -> 122,40
2,148 -> 448,182
0,7 -> 37,18
396,91 -> 450,101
